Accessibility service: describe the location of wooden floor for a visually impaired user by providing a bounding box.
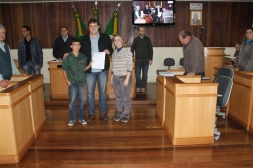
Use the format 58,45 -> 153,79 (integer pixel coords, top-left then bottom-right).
2,84 -> 253,167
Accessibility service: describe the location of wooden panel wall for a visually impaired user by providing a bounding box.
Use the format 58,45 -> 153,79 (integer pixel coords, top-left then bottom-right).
0,1 -> 252,48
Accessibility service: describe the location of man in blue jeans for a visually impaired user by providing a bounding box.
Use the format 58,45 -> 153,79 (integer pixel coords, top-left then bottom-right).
80,18 -> 113,121
131,26 -> 153,93
18,25 -> 43,74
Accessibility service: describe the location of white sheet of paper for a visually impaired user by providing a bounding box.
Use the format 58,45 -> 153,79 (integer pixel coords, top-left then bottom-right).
92,52 -> 105,69
224,56 -> 236,59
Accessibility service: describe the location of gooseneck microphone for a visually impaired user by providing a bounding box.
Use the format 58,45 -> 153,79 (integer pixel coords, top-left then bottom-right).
200,26 -> 204,41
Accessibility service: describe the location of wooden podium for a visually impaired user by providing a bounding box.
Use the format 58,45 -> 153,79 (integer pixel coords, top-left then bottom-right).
11,75 -> 46,137
204,48 -> 225,82
0,82 -> 35,164
157,74 -> 218,145
229,71 -> 253,131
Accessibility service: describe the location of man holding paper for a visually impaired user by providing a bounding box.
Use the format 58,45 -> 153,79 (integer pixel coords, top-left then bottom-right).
80,18 -> 113,121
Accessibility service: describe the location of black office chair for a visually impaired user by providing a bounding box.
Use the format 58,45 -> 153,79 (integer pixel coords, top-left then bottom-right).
214,67 -> 234,119
214,67 -> 234,81
214,75 -> 233,140
179,58 -> 184,66
164,58 -> 175,69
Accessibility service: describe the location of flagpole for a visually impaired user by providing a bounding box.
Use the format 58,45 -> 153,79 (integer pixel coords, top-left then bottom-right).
95,1 -> 98,10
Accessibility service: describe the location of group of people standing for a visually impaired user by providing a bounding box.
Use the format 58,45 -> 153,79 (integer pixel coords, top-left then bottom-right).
1,18 -> 252,126
57,19 -> 153,125
0,20 -> 153,125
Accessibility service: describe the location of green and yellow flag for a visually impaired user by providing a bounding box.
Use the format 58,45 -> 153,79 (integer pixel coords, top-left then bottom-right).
73,4 -> 88,38
93,9 -> 102,32
104,10 -> 119,36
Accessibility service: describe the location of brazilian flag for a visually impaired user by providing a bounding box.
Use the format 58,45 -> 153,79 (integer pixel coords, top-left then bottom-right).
74,11 -> 88,38
104,11 -> 119,36
93,9 -> 102,32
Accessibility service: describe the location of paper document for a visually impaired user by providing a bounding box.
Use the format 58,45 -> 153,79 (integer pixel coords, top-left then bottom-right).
172,71 -> 185,75
92,52 -> 105,69
158,72 -> 174,77
52,59 -> 62,62
224,56 -> 236,59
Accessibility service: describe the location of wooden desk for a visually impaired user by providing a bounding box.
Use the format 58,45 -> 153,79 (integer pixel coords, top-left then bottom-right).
204,48 -> 225,82
244,71 -> 253,134
229,71 -> 253,131
163,76 -> 218,145
134,15 -> 152,24
223,56 -> 236,67
11,75 -> 46,137
156,69 -> 195,126
0,82 -> 35,164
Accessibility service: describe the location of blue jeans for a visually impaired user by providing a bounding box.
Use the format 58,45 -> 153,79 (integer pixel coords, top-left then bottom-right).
68,83 -> 85,121
135,58 -> 149,88
85,70 -> 108,115
22,62 -> 41,75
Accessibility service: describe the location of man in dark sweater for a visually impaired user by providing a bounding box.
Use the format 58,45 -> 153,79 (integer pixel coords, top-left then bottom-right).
178,30 -> 205,77
53,26 -> 74,60
131,26 -> 153,93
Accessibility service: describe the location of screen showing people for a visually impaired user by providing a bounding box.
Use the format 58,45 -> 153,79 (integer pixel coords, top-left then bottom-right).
133,0 -> 175,25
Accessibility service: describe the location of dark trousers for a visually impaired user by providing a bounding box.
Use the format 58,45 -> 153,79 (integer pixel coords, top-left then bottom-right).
135,58 -> 149,88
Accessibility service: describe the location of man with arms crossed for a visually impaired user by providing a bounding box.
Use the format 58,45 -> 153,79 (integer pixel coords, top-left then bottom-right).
178,30 -> 205,77
79,18 -> 113,121
0,24 -> 20,88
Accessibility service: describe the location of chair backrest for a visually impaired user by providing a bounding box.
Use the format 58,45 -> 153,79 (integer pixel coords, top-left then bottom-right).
215,67 -> 234,80
164,58 -> 175,69
214,76 -> 233,107
179,58 -> 184,66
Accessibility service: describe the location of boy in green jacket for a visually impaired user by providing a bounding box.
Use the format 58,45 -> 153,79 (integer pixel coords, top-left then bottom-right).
62,38 -> 92,126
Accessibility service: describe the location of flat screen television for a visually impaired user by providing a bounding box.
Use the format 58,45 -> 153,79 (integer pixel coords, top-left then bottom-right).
132,0 -> 176,26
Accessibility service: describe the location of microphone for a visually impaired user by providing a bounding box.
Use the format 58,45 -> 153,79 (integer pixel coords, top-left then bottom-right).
201,27 -> 204,34
200,27 -> 204,41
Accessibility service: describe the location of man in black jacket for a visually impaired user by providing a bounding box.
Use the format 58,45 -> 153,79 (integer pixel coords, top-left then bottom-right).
80,18 -> 113,121
53,26 -> 74,60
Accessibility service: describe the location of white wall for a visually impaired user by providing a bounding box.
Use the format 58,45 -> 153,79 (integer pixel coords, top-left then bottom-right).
10,47 -> 235,84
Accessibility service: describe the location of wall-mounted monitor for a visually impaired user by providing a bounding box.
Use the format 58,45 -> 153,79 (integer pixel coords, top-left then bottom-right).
132,0 -> 176,27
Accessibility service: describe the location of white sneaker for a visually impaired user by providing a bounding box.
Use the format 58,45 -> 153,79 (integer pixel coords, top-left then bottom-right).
68,120 -> 75,126
79,120 -> 87,125
136,88 -> 140,92
141,88 -> 145,92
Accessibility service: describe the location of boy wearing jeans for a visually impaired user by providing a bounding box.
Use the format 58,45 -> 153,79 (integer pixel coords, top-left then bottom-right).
62,38 -> 92,126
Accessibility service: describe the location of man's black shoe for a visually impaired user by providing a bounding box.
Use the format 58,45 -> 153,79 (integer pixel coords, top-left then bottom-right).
100,114 -> 109,120
87,114 -> 94,121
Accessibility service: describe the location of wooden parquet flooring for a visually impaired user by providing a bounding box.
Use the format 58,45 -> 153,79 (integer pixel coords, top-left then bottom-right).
1,84 -> 253,168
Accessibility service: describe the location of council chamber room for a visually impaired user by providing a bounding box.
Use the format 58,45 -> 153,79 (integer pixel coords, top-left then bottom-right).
1,0 -> 253,167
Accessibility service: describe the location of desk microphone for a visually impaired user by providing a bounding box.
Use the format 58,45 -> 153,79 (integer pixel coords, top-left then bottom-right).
200,27 -> 204,41
201,27 -> 204,34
